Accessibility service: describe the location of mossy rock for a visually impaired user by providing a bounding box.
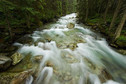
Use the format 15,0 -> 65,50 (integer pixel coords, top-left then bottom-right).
10,69 -> 33,84
0,72 -> 19,84
8,54 -> 33,72
116,36 -> 126,48
11,52 -> 23,65
116,41 -> 126,48
67,23 -> 75,29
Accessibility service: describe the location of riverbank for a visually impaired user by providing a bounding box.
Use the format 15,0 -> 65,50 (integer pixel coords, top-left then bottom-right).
0,18 -> 58,55
0,18 -> 58,84
81,21 -> 126,55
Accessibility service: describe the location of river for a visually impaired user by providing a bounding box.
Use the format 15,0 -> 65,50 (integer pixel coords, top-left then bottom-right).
15,13 -> 126,84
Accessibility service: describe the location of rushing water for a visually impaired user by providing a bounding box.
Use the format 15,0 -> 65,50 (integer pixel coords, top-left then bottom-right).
16,13 -> 126,84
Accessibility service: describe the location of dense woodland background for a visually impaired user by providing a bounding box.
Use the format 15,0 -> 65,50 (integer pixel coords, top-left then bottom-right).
77,0 -> 126,48
0,0 -> 77,51
0,0 -> 126,51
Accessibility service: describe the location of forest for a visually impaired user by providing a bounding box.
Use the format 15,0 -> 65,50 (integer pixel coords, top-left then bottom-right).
77,0 -> 126,48
0,0 -> 76,50
0,0 -> 126,84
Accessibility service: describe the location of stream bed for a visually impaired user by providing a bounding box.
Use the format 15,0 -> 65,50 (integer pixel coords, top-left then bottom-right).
2,13 -> 126,84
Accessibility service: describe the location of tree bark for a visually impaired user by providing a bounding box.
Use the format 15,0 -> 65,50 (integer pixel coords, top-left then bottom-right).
114,10 -> 126,40
85,0 -> 89,21
109,0 -> 122,30
26,14 -> 31,29
6,17 -> 13,40
104,0 -> 111,23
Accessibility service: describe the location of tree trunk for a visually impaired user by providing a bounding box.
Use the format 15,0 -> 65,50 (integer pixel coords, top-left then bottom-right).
114,10 -> 126,40
85,0 -> 89,21
26,14 -> 31,29
109,0 -> 122,30
104,0 -> 111,23
98,1 -> 102,14
6,17 -> 13,40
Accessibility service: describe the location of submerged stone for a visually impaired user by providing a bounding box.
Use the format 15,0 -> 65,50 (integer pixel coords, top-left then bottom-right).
99,69 -> 113,83
32,55 -> 43,63
118,49 -> 126,55
67,23 -> 75,29
11,52 -> 23,65
46,61 -> 54,67
67,43 -> 77,50
0,72 -> 19,84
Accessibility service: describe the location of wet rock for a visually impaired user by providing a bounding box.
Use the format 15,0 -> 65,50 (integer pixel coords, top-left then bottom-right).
11,69 -> 33,84
62,54 -> 79,63
0,55 -> 12,71
99,69 -> 113,83
63,72 -> 72,81
76,39 -> 86,43
67,23 -> 75,29
116,40 -> 126,48
110,43 -> 118,48
0,72 -> 18,84
16,35 -> 33,44
45,61 -> 57,71
32,55 -> 43,63
46,38 -> 52,42
83,57 -> 113,83
118,49 -> 126,55
11,52 -> 23,65
67,43 -> 77,50
46,61 -> 54,67
59,26 -> 64,29
7,54 -> 33,73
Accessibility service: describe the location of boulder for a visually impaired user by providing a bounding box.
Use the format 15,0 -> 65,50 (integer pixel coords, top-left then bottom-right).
32,55 -> 43,63
46,61 -> 54,67
11,52 -> 23,65
16,35 -> 33,44
67,43 -> 77,50
0,54 -> 12,71
118,49 -> 126,55
98,69 -> 113,83
11,69 -> 33,84
67,23 -> 75,29
45,61 -> 56,70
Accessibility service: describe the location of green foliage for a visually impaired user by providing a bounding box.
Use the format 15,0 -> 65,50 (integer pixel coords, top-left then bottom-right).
77,0 -> 126,44
117,35 -> 126,42
0,0 -> 77,33
0,0 -> 77,43
88,18 -> 102,23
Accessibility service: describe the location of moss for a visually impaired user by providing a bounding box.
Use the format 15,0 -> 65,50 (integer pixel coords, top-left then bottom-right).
117,35 -> 126,42
116,35 -> 126,48
0,72 -> 19,84
122,30 -> 126,35
7,54 -> 33,72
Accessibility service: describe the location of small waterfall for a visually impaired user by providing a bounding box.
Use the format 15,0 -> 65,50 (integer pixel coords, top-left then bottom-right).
16,13 -> 126,84
25,76 -> 33,84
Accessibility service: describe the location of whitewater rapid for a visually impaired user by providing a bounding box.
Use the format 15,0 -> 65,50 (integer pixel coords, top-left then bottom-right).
15,13 -> 126,84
